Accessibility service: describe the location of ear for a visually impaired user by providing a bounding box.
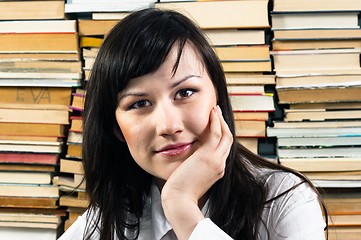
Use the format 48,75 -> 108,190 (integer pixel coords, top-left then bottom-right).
114,125 -> 125,142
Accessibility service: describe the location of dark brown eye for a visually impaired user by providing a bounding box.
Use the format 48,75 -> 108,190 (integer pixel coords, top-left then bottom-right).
175,89 -> 196,99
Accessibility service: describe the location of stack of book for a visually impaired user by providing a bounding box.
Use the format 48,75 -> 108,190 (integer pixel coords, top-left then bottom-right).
58,0 -> 159,228
155,0 -> 275,155
66,0 -> 157,81
323,188 -> 361,240
53,88 -> 88,230
0,1 -> 82,239
269,0 -> 361,238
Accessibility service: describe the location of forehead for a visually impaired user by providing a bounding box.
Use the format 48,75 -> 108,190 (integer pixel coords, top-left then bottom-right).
126,43 -> 206,87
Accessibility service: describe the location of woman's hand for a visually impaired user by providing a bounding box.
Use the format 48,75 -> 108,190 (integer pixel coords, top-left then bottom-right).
161,105 -> 233,240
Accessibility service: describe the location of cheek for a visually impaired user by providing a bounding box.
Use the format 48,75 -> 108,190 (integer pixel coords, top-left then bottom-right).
115,114 -> 140,147
186,105 -> 213,135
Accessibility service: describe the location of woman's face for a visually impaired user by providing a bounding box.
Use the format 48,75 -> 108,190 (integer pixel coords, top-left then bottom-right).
115,43 -> 217,182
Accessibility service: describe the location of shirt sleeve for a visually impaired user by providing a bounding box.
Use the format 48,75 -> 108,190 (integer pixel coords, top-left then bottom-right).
189,218 -> 233,240
57,210 -> 99,240
57,215 -> 87,240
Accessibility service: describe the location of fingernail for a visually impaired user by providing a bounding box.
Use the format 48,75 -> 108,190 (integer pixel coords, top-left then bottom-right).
216,105 -> 222,115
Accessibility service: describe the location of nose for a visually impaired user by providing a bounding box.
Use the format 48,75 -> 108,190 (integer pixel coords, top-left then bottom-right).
154,102 -> 183,137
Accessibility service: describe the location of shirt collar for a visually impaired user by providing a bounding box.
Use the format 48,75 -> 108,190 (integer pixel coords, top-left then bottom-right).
150,183 -> 172,239
141,183 -> 210,240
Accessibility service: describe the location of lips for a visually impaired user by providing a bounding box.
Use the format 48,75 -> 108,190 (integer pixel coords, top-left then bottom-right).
156,142 -> 193,157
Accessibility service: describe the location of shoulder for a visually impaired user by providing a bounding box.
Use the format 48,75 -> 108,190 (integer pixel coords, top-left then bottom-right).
58,208 -> 101,240
258,169 -> 319,217
257,170 -> 326,239
259,169 -> 317,202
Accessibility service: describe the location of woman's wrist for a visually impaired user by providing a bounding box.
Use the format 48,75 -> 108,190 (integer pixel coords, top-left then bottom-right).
161,194 -> 204,240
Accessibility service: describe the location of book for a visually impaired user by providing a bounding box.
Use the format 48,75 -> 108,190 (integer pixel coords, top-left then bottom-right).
273,0 -> 361,12
0,197 -> 58,209
0,226 -> 61,240
273,120 -> 361,129
284,109 -> 361,121
273,28 -> 361,40
0,140 -> 62,154
267,125 -> 361,137
272,39 -> 361,51
277,146 -> 361,159
214,45 -> 270,61
328,226 -> 361,240
303,171 -> 361,180
233,111 -> 269,121
0,164 -> 55,173
221,60 -> 272,72
59,195 -> 88,209
69,91 -> 85,112
155,1 -> 270,29
78,19 -> 119,36
53,175 -> 85,190
324,190 -> 361,214
0,60 -> 82,74
0,208 -> 65,224
60,159 -> 84,175
0,87 -> 72,106
69,116 -> 83,132
329,214 -> 361,227
65,1 -> 154,13
66,143 -> 82,159
227,85 -> 265,95
305,171 -> 361,181
0,184 -> 59,198
225,73 -> 275,85
279,157 -> 361,172
0,33 -> 79,53
0,172 -> 52,185
0,1 -> 65,20
0,53 -> 80,61
0,153 -> 58,165
0,20 -> 76,34
0,122 -> 65,137
0,68 -> 81,80
229,94 -> 275,112
0,78 -> 81,88
289,102 -> 361,110
0,135 -> 60,142
234,120 -> 266,137
237,137 -> 258,154
0,108 -> 69,125
204,29 -> 265,46
277,87 -> 361,104
64,207 -> 85,231
80,36 -> 103,48
271,49 -> 361,74
67,131 -> 83,144
92,12 -> 130,20
278,136 -> 361,147
313,179 -> 361,188
82,48 -> 99,58
276,74 -> 361,89
271,12 -> 359,30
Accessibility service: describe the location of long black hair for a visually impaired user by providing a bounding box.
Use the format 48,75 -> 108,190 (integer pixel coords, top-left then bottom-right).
82,8 -> 326,240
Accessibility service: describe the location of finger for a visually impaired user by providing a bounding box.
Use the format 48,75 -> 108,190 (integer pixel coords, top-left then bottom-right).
215,106 -> 233,157
206,106 -> 222,149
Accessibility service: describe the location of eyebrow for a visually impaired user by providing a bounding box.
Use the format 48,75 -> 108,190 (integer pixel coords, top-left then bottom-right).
171,74 -> 201,88
118,74 -> 201,101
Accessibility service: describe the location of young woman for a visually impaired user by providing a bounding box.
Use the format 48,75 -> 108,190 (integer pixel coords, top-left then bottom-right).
59,8 -> 327,240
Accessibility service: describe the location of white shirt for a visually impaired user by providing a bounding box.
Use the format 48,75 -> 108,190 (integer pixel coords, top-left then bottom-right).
58,170 -> 326,240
